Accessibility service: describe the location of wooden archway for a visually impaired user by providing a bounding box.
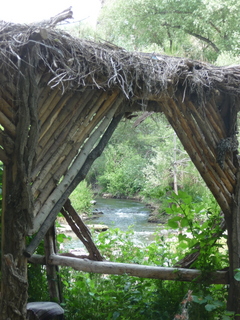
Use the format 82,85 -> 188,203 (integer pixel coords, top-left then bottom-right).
1,12 -> 240,319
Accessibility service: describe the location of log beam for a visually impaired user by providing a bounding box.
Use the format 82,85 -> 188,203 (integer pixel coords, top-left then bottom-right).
61,199 -> 103,261
48,254 -> 229,284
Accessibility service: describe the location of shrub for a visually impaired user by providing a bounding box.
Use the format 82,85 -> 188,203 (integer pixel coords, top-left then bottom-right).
69,180 -> 94,214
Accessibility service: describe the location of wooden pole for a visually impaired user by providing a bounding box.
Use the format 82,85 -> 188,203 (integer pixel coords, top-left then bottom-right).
48,254 -> 229,284
225,170 -> 240,318
61,199 -> 103,261
44,225 -> 62,302
32,95 -> 123,225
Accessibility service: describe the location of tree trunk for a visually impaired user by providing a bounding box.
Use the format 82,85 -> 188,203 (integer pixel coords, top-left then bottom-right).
226,172 -> 240,319
0,48 -> 39,319
0,165 -> 31,320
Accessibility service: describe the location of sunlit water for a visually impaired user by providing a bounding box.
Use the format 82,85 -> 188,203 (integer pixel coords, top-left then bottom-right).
62,197 -> 167,253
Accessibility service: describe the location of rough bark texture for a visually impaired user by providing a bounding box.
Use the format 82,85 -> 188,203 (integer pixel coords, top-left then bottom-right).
1,47 -> 39,319
44,226 -> 62,302
226,171 -> 240,318
1,166 -> 29,320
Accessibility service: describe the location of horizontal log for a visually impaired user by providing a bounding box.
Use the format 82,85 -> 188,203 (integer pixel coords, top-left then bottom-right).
48,254 -> 229,284
28,254 -> 46,265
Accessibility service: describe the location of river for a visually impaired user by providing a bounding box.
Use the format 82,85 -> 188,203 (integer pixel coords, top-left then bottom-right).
62,197 -> 164,253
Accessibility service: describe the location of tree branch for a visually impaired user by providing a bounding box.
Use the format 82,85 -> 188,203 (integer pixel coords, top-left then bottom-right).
161,22 -> 220,53
185,30 -> 220,52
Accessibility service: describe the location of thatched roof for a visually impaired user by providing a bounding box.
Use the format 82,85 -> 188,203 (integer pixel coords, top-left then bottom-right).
1,14 -> 240,106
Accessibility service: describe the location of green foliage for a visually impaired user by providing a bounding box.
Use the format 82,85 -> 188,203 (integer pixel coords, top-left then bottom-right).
98,0 -> 240,62
87,114 -> 162,192
165,190 -> 227,271
27,238 -> 49,302
89,114 -> 210,201
69,180 -> 94,214
28,263 -> 49,302
97,143 -> 146,197
234,269 -> 240,281
60,226 -> 228,320
192,293 -> 236,319
60,229 -> 193,320
215,51 -> 240,66
27,194 -> 229,319
64,21 -> 98,41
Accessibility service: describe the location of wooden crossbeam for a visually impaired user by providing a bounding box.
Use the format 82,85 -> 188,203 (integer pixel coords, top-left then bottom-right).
47,254 -> 229,284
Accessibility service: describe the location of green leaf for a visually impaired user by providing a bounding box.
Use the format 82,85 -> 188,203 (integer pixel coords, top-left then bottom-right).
167,219 -> 179,229
178,241 -> 188,249
113,311 -> 120,319
180,217 -> 189,227
224,311 -> 235,316
178,233 -> 187,241
205,304 -> 217,311
234,272 -> 240,281
178,190 -> 192,204
192,295 -> 207,305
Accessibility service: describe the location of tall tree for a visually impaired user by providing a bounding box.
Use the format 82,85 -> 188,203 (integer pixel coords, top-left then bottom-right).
98,0 -> 240,61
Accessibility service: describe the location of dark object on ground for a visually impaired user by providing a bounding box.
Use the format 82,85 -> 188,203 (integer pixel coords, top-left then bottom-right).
27,302 -> 64,320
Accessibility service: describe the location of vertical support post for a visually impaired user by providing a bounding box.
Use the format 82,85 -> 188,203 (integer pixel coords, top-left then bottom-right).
44,224 -> 62,303
226,172 -> 240,319
0,164 -> 31,320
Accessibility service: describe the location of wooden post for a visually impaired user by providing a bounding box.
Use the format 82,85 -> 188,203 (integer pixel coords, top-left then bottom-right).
61,199 -> 103,261
44,225 -> 62,303
1,165 -> 30,320
225,171 -> 240,318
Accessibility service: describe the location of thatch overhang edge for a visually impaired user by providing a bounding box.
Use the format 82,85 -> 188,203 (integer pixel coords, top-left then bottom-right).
1,20 -> 240,108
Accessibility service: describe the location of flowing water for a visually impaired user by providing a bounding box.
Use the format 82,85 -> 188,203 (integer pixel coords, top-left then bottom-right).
63,197 -> 165,253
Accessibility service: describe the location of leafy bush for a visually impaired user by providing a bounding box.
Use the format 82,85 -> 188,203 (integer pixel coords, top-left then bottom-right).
165,191 -> 228,270
27,191 -> 229,319
60,229 -> 190,320
60,221 -> 228,320
28,238 -> 49,302
97,144 -> 145,197
69,180 -> 94,214
28,263 -> 49,302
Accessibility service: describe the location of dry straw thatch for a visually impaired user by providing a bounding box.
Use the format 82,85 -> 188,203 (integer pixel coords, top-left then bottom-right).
1,10 -> 240,105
